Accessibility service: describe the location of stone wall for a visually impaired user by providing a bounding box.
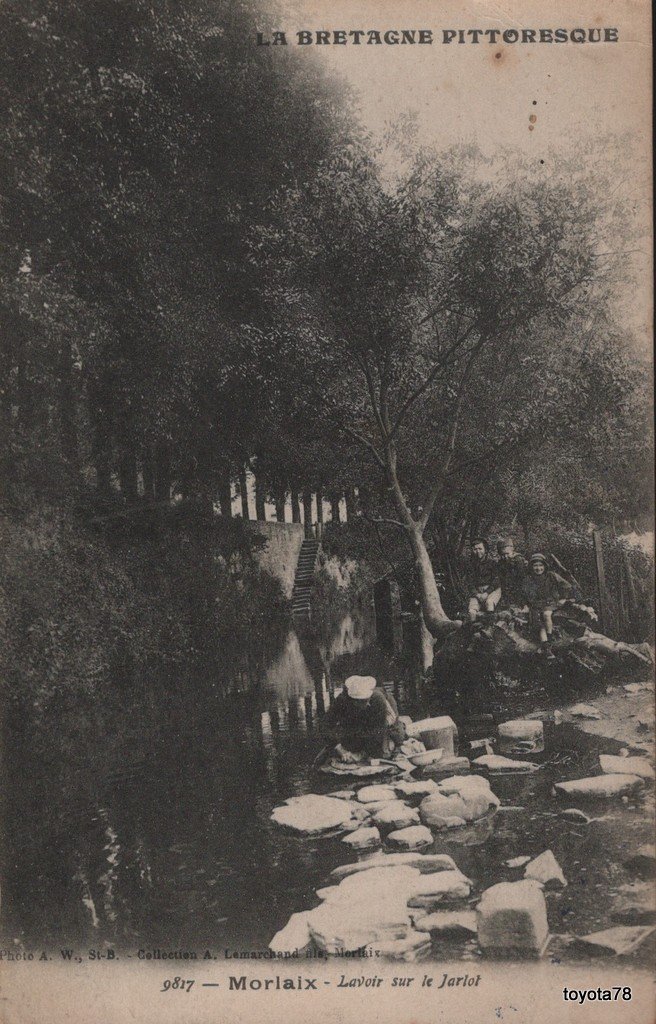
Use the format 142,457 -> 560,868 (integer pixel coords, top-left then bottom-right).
248,521 -> 305,598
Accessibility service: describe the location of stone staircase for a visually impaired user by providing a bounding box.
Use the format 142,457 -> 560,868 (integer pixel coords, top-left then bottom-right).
292,539 -> 320,619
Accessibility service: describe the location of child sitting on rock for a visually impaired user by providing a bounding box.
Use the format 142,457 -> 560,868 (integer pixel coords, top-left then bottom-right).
521,553 -> 573,657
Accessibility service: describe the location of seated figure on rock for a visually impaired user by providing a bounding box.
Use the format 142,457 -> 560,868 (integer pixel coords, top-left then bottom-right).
521,553 -> 573,657
495,538 -> 528,611
466,538 -> 502,623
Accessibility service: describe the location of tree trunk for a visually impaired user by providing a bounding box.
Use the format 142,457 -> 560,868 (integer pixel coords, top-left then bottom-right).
407,524 -> 453,637
91,412 -> 112,498
154,441 -> 171,502
218,468 -> 232,518
291,489 -> 301,524
59,337 -> 80,484
142,447 -> 155,500
254,472 -> 266,521
316,488 -> 324,524
118,448 -> 138,502
330,494 -> 341,523
238,466 -> 250,520
302,489 -> 313,538
345,487 -> 356,521
275,486 -> 286,522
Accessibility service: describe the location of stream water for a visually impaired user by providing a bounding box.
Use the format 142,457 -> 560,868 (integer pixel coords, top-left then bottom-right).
1,610 -> 653,966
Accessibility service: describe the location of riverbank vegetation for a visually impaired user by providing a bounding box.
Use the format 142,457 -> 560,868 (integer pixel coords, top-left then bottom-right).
1,0 -> 652,713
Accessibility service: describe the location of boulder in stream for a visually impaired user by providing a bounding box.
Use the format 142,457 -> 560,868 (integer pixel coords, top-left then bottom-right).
421,755 -> 471,776
370,801 -> 421,831
386,825 -> 433,851
308,866 -> 420,953
405,869 -> 472,907
476,880 -> 549,958
412,910 -> 478,936
393,779 -> 439,801
269,911 -> 313,954
409,716 -> 458,756
342,826 -> 381,851
498,719 -> 544,754
523,850 -> 567,889
420,775 -> 499,828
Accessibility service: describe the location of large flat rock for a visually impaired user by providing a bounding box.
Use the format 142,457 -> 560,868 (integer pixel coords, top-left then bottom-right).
271,794 -> 355,834
356,785 -> 398,804
554,774 -> 644,800
329,852 -> 458,882
599,754 -> 654,781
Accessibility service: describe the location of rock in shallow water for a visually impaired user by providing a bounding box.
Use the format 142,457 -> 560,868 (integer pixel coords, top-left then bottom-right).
568,703 -> 602,719
554,775 -> 644,800
599,754 -> 654,781
559,808 -> 592,823
393,779 -> 439,800
421,755 -> 471,776
623,845 -> 656,878
406,869 -> 471,903
269,911 -> 313,954
357,785 -> 398,804
386,825 -> 434,851
365,932 -> 432,961
271,795 -> 355,834
329,852 -> 457,882
476,880 -> 549,958
409,716 -> 458,756
419,775 -> 499,828
524,850 -> 567,889
473,754 -> 536,773
371,801 -> 421,831
572,925 -> 656,956
308,864 -> 472,954
498,719 -> 544,753
342,826 -> 381,851
413,910 -> 478,936
505,856 -> 531,868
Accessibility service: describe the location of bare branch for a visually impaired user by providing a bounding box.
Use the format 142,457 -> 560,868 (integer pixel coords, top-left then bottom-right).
341,422 -> 386,469
362,510 -> 406,531
389,323 -> 478,440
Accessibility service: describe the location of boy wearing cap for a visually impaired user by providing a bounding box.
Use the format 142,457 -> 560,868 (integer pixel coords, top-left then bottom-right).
466,538 -> 502,622
323,675 -> 404,758
521,553 -> 573,655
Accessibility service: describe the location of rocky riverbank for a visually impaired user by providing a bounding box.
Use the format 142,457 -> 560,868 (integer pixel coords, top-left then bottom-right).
269,678 -> 656,965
